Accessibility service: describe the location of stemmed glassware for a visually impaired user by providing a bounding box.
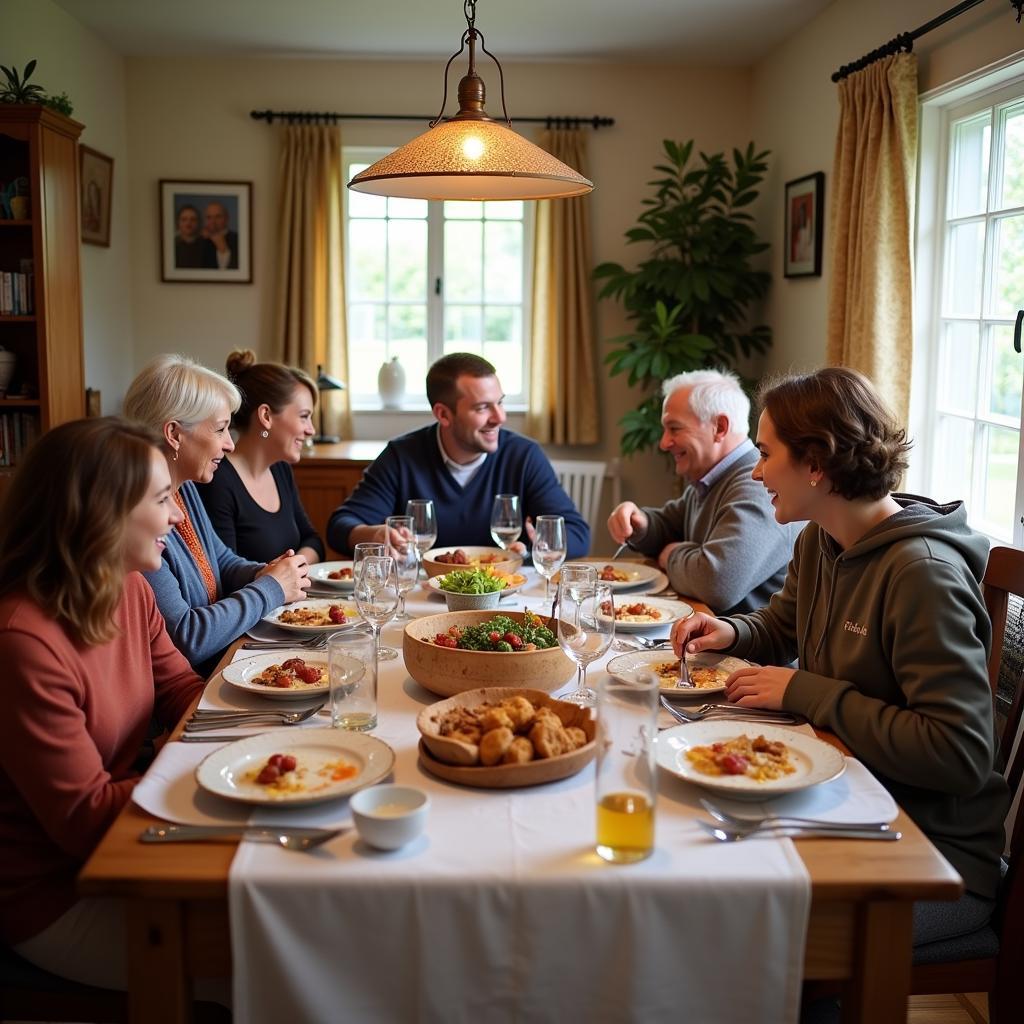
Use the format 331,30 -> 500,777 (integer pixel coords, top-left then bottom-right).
353,555 -> 400,665
555,581 -> 615,707
532,515 -> 567,606
406,499 -> 437,580
490,494 -> 522,551
385,515 -> 419,620
352,543 -> 398,660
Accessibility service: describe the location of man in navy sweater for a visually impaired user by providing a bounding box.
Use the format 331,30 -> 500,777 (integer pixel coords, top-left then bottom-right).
327,353 -> 589,557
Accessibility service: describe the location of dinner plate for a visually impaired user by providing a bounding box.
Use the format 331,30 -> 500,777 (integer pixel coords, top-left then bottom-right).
221,652 -> 330,701
196,728 -> 395,807
554,559 -> 668,594
607,650 -> 750,698
307,561 -> 355,591
600,595 -> 694,633
263,599 -> 361,634
426,571 -> 528,598
656,722 -> 846,799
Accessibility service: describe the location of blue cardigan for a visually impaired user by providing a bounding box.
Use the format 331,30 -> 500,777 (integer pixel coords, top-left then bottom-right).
144,482 -> 285,676
326,425 -> 590,557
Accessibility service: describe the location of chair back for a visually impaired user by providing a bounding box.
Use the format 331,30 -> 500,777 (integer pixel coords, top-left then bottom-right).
550,459 -> 607,529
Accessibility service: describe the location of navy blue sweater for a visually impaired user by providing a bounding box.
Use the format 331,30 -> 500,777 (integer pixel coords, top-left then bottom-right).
327,425 -> 589,557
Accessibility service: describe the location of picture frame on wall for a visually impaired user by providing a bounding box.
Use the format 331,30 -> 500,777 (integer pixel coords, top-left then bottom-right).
784,171 -> 824,278
159,179 -> 252,283
80,146 -> 113,247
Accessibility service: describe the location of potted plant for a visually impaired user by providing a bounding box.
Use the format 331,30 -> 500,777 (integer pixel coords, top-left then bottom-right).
594,139 -> 772,456
0,60 -> 73,115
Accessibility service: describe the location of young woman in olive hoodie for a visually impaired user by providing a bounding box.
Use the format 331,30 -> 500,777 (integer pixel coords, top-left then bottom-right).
672,368 -> 1010,947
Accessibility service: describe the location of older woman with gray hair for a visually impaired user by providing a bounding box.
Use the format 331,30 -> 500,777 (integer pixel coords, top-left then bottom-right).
124,355 -> 309,675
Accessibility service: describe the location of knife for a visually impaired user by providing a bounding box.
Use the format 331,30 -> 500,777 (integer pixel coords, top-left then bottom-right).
139,824 -> 347,844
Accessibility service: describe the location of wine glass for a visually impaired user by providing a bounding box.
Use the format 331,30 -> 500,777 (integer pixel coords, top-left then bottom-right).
558,562 -> 599,604
353,555 -> 400,665
490,494 -> 522,551
385,515 -> 419,620
556,582 -> 614,707
352,543 -> 397,660
531,515 -> 567,606
406,499 -> 437,579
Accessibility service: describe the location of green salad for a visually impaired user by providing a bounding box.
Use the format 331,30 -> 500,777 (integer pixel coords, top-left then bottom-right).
430,612 -> 557,652
438,568 -> 508,594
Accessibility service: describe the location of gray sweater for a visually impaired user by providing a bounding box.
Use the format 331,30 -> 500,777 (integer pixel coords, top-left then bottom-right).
628,445 -> 799,613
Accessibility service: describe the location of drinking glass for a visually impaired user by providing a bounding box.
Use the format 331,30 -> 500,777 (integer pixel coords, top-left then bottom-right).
531,515 -> 567,605
328,629 -> 377,732
406,499 -> 437,579
595,673 -> 658,863
558,562 -> 599,604
385,515 -> 419,620
555,582 -> 614,707
353,555 -> 400,662
490,494 -> 522,551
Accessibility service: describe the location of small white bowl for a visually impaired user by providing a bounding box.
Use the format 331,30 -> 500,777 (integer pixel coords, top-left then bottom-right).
350,784 -> 430,850
442,589 -> 502,612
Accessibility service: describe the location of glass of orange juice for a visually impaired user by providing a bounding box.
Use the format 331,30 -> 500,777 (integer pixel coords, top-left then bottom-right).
595,672 -> 659,863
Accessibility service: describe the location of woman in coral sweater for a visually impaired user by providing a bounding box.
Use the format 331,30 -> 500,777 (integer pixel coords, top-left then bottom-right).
0,417 -> 205,988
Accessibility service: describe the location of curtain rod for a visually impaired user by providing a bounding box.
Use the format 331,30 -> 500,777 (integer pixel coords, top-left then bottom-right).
831,0 -> 1022,82
250,109 -> 614,129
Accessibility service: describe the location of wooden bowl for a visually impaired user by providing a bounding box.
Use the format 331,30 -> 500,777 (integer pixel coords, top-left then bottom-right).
416,687 -> 596,788
403,610 -> 575,698
422,546 -> 523,579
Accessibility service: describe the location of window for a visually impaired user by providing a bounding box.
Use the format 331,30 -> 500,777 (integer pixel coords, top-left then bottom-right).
343,147 -> 532,409
914,74 -> 1024,545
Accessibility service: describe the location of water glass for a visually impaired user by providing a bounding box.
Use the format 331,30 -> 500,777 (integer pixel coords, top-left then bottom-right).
385,515 -> 419,620
354,554 -> 400,662
406,499 -> 437,579
595,673 -> 658,863
328,629 -> 377,731
490,493 -> 522,551
556,581 -> 614,707
532,515 -> 567,604
558,562 -> 599,603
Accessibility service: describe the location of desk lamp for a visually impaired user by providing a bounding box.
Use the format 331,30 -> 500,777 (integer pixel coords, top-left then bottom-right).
314,364 -> 345,444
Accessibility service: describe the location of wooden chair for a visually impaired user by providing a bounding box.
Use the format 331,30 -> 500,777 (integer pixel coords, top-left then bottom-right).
911,544 -> 1024,1022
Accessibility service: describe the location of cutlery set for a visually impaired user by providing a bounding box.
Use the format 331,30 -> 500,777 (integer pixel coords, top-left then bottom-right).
140,824 -> 346,851
659,694 -> 800,725
242,633 -> 331,652
178,702 -> 325,741
696,798 -> 899,842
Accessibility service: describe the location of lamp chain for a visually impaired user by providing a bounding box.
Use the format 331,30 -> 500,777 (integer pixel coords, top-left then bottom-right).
464,0 -> 476,30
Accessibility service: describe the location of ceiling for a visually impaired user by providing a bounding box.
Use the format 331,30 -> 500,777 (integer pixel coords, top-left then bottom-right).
52,0 -> 834,65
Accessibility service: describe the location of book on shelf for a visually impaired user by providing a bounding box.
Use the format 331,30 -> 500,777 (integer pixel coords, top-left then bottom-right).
0,412 -> 41,467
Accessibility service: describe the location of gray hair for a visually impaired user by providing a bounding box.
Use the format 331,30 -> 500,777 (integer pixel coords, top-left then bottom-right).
662,369 -> 749,431
124,354 -> 240,434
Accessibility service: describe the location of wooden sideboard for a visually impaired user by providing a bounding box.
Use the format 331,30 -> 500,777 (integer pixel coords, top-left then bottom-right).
293,440 -> 386,558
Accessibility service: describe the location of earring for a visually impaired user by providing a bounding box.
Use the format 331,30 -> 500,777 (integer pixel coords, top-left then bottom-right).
173,448 -> 179,462
810,479 -> 817,488
261,429 -> 270,439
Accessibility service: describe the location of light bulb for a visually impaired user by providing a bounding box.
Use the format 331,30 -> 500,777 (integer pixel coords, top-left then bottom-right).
462,135 -> 485,161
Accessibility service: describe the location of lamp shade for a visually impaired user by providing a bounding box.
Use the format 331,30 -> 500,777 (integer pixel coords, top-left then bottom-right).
316,364 -> 345,392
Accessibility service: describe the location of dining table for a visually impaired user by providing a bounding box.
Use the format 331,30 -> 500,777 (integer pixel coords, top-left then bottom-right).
78,564 -> 962,1023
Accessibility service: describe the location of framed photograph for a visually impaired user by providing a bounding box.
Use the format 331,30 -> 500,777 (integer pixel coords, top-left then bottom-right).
784,172 -> 824,278
80,145 -> 113,247
159,180 -> 252,284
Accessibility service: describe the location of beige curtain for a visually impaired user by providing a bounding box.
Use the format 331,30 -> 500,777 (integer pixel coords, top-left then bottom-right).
273,124 -> 351,438
827,53 -> 918,425
526,128 -> 599,445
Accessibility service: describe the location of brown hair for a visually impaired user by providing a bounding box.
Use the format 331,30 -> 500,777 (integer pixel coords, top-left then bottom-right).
225,349 -> 317,432
758,367 -> 911,501
0,417 -> 163,645
426,352 -> 497,409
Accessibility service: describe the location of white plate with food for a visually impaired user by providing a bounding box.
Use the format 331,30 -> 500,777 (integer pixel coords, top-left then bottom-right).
195,728 -> 395,807
221,652 -> 330,700
426,568 -> 529,598
656,722 -> 846,799
554,559 -> 668,595
607,650 -> 750,698
264,599 -> 361,634
598,595 -> 694,633
307,561 -> 355,591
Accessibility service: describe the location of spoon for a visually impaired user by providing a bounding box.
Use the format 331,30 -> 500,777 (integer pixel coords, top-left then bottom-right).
699,798 -> 891,832
696,819 -> 901,842
139,824 -> 346,851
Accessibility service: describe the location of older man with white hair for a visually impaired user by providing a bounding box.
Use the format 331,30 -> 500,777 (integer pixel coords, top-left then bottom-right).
607,369 -> 799,613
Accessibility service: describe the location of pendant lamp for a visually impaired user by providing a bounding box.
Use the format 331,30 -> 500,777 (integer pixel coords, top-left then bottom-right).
347,0 -> 593,201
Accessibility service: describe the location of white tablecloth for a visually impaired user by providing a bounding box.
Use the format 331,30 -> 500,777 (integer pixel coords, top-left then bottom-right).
133,573 -> 898,1024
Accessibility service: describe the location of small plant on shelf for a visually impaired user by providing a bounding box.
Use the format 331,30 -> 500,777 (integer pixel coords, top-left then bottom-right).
0,60 -> 73,115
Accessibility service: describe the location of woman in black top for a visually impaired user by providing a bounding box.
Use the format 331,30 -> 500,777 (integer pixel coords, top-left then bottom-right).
197,350 -> 324,564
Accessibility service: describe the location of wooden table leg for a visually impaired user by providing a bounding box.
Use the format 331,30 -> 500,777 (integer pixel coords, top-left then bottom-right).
126,900 -> 190,1024
841,901 -> 913,1024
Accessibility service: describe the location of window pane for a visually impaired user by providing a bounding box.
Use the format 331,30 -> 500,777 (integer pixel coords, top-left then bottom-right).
943,221 -> 985,317
997,101 -> 1024,209
978,424 -> 1019,540
387,197 -> 427,219
388,304 -> 426,343
445,305 -> 482,345
348,333 -> 387,397
347,164 -> 388,218
988,214 -> 1024,318
484,305 -> 520,343
388,220 -> 427,301
948,113 -> 990,219
937,321 -> 979,415
987,324 -> 1023,421
348,221 -> 386,300
445,221 -> 482,301
484,222 -> 523,302
485,201 -> 524,220
933,415 -> 975,504
391,339 -> 428,398
445,201 -> 483,219
485,340 -> 522,394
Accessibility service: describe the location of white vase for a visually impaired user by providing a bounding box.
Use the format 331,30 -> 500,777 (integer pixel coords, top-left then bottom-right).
378,356 -> 406,410
0,349 -> 16,397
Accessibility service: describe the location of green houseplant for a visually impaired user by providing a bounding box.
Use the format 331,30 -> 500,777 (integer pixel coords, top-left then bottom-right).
594,139 -> 773,456
0,60 -> 74,115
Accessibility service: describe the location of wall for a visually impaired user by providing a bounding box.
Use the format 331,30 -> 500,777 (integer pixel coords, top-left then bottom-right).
124,56 -> 752,545
750,0 -> 1024,375
2,0 -> 133,414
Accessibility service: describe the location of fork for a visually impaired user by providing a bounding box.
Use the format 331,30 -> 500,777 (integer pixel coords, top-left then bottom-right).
696,819 -> 901,842
241,633 -> 332,652
140,824 -> 346,851
659,695 -> 798,725
698,798 -> 891,832
184,703 -> 324,730
611,636 -> 673,653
